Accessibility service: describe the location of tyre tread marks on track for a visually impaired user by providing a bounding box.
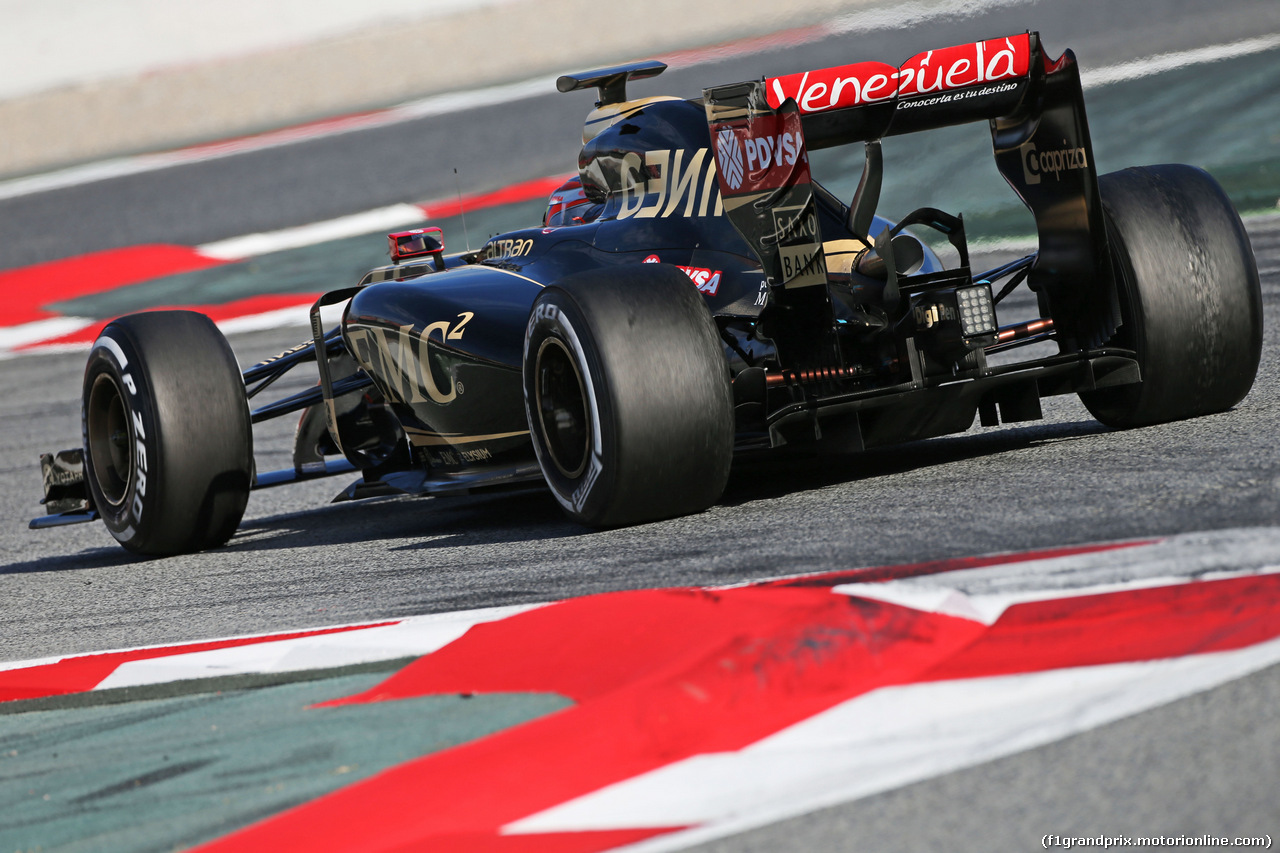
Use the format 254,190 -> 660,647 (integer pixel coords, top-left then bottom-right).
124,537 -> 1279,853
7,538 -> 1280,852
0,542 -> 1140,706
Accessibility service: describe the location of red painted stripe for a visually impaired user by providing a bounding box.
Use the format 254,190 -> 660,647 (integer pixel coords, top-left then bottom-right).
923,572 -> 1280,681
189,564 -> 1280,853
15,293 -> 320,350
167,109 -> 394,161
0,545 -> 1152,703
0,621 -> 397,703
656,22 -> 832,68
422,174 -> 570,220
0,245 -> 225,326
192,586 -> 989,852
307,829 -> 675,853
325,587 -> 818,704
2,176 -> 564,340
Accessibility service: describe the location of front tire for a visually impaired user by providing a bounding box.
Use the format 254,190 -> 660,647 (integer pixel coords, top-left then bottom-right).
82,311 -> 252,555
523,265 -> 734,527
1081,164 -> 1262,427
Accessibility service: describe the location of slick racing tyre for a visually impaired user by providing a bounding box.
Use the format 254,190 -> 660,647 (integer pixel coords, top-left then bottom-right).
523,264 -> 734,527
1081,164 -> 1262,428
82,311 -> 253,556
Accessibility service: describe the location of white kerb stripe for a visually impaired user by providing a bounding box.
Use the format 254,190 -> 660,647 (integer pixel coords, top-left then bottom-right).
1081,33 -> 1280,88
831,564 -> 1280,625
95,602 -> 546,690
0,317 -> 97,354
0,17 -> 1272,203
198,203 -> 426,260
504,636 -> 1280,845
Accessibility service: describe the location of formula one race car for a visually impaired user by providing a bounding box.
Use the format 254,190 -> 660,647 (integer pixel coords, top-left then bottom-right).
34,32 -> 1262,555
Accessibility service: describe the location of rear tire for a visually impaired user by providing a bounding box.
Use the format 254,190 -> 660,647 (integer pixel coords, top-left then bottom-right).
82,311 -> 252,555
523,264 -> 734,527
1081,164 -> 1262,427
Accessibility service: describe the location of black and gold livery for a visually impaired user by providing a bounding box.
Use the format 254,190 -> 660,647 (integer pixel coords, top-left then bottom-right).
35,32 -> 1263,554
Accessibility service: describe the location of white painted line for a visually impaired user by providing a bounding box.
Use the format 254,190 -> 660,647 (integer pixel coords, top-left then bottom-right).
215,300 -> 347,335
507,636 -> 1280,845
8,528 -> 1280,853
167,75 -> 557,166
1080,33 -> 1280,88
0,341 -> 98,360
95,603 -> 545,690
0,603 -> 546,688
828,0 -> 1030,35
214,305 -> 314,335
198,203 -> 427,260
0,76 -> 556,203
0,616 -> 407,672
969,236 -> 1039,254
0,0 -> 1268,205
0,303 -> 345,357
0,316 -> 95,352
832,564 -> 1280,625
0,654 -> 64,673
0,157 -> 169,203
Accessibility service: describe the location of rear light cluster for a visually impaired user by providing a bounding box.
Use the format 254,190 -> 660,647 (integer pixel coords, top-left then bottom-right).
956,282 -> 996,337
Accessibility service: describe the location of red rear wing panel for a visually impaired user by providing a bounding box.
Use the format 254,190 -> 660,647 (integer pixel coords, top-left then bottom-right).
764,33 -> 1038,149
703,31 -> 1121,350
767,34 -> 1032,114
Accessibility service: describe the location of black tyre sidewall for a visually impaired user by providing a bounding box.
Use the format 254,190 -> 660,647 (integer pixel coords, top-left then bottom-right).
83,333 -> 155,549
524,292 -> 620,524
523,265 -> 734,527
82,312 -> 252,555
1084,164 -> 1262,427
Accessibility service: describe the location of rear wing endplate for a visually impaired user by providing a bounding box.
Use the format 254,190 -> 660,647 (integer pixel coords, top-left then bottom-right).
705,32 -> 1120,349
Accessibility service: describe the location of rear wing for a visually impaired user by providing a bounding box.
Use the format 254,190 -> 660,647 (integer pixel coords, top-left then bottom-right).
764,33 -> 1036,148
705,32 -> 1119,350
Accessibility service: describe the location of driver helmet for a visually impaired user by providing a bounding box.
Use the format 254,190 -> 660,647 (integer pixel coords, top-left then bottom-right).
543,175 -> 601,227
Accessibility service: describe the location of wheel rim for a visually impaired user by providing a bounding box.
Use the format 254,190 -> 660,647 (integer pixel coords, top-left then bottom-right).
86,373 -> 133,507
534,337 -> 590,478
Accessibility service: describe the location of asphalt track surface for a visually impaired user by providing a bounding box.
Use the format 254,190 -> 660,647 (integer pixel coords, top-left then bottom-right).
3,0 -> 1280,849
1,0 -> 1278,272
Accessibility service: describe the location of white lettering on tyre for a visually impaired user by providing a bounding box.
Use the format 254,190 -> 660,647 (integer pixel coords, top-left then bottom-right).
92,334 -> 147,532
531,307 -> 605,515
571,455 -> 603,513
131,409 -> 147,522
